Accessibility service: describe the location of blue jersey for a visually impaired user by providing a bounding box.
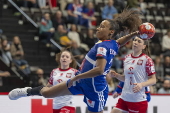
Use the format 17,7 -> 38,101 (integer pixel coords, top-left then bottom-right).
78,40 -> 119,92
68,40 -> 119,112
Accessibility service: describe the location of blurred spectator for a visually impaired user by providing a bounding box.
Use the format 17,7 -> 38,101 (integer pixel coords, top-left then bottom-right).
59,0 -> 69,11
52,10 -> 67,30
126,0 -> 140,11
139,0 -> 147,15
85,29 -> 98,49
149,85 -> 157,94
71,41 -> 85,63
0,71 -> 11,86
30,68 -> 48,87
80,1 -> 96,28
53,25 -> 71,47
102,0 -> 118,20
49,0 -> 57,8
154,56 -> 164,90
162,29 -> 170,56
0,71 -> 11,77
114,0 -> 126,13
10,36 -> 31,76
66,0 -> 83,24
39,13 -> 55,43
158,79 -> 170,94
23,0 -> 37,8
163,56 -> 170,78
155,56 -> 164,82
68,24 -> 89,51
37,0 -> 47,9
0,38 -> 13,66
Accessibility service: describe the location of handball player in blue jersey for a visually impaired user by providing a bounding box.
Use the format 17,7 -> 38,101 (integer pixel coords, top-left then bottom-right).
9,9 -> 142,113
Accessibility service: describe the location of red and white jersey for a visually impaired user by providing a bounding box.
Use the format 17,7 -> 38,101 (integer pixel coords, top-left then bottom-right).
49,68 -> 77,109
120,53 -> 155,102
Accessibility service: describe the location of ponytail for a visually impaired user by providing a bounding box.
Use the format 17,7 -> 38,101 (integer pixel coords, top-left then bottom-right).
142,40 -> 151,57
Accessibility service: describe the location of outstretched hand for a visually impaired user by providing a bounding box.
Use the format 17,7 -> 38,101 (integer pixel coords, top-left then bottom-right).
68,76 -> 80,88
109,70 -> 119,78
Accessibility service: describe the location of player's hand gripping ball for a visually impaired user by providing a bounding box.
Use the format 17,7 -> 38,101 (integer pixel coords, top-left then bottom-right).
138,22 -> 155,40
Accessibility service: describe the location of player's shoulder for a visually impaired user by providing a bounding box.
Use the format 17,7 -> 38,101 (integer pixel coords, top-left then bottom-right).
142,54 -> 153,60
125,54 -> 132,59
97,40 -> 117,48
70,68 -> 78,72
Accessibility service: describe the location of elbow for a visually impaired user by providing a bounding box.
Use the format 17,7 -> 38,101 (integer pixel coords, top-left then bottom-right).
96,67 -> 104,75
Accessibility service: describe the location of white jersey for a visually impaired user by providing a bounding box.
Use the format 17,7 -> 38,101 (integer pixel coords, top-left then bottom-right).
120,53 -> 155,102
49,68 -> 77,109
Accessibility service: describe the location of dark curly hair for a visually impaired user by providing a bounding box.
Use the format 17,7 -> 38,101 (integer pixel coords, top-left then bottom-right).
107,9 -> 142,38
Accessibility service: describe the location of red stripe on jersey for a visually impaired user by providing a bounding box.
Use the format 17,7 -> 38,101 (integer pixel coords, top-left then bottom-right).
59,67 -> 71,71
49,69 -> 56,85
101,40 -> 111,42
117,85 -> 123,89
96,54 -> 103,56
148,72 -> 156,76
131,53 -> 144,58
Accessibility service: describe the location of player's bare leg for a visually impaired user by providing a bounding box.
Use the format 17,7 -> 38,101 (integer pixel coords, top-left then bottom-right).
111,108 -> 128,113
9,81 -> 72,100
41,81 -> 72,98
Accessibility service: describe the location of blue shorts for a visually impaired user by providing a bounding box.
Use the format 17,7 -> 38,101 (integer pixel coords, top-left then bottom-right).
67,79 -> 109,112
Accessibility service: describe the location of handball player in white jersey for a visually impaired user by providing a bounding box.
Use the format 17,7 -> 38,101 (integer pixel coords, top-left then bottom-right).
110,36 -> 156,113
47,50 -> 77,113
9,9 -> 143,113
14,50 -> 78,113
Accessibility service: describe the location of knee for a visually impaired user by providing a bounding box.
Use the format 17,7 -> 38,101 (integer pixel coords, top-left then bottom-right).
40,88 -> 51,98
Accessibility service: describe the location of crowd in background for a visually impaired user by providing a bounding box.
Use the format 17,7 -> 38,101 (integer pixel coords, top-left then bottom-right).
0,0 -> 170,94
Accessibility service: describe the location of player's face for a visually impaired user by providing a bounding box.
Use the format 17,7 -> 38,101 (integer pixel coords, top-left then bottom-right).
132,37 -> 146,53
60,51 -> 72,67
96,20 -> 111,40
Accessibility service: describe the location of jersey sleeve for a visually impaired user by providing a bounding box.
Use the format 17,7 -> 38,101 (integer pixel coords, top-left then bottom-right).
145,57 -> 156,76
116,41 -> 120,49
48,70 -> 54,85
96,44 -> 108,59
114,82 -> 124,94
145,86 -> 151,102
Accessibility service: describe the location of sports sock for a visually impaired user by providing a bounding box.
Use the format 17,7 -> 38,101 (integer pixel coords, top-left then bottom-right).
27,85 -> 44,96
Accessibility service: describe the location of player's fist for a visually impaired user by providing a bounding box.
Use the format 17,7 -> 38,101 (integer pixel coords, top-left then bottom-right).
112,92 -> 119,98
109,70 -> 119,78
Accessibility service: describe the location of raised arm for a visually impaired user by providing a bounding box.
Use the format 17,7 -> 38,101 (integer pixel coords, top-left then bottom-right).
116,31 -> 139,47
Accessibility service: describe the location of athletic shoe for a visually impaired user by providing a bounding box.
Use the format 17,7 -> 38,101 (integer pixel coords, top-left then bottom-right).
8,87 -> 31,100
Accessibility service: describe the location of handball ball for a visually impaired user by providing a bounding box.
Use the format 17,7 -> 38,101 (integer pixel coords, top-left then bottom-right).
138,22 -> 155,40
